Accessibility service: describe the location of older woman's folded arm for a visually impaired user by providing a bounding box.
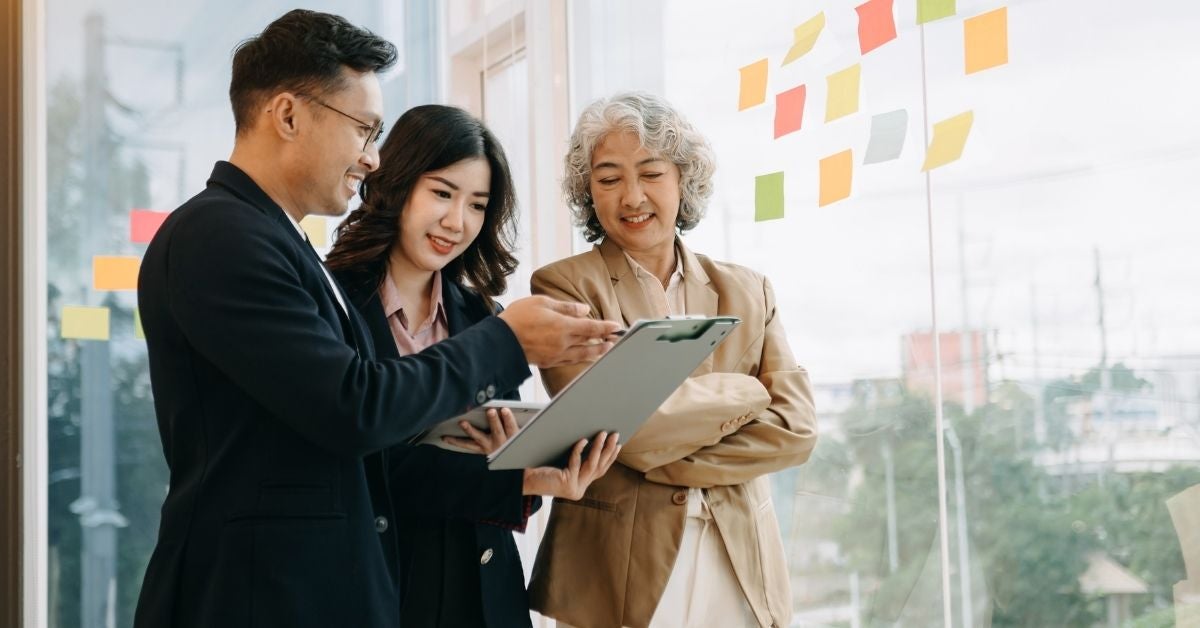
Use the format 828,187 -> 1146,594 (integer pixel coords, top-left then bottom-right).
629,276 -> 817,487
639,367 -> 816,488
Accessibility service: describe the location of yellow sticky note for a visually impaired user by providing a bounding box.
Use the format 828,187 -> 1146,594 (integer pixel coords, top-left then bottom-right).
819,150 -> 853,207
738,59 -> 769,111
300,216 -> 328,248
964,7 -> 1008,75
825,64 -> 861,122
61,306 -> 110,341
922,111 -> 974,171
93,256 -> 140,291
782,12 -> 825,66
134,308 -> 145,340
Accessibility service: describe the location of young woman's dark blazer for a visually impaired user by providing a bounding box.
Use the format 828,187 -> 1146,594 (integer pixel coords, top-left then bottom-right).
334,268 -> 540,628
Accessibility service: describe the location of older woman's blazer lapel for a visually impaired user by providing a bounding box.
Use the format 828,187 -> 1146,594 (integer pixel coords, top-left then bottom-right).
598,237 -> 720,374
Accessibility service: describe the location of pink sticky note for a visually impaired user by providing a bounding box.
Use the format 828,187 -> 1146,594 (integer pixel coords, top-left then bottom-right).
131,209 -> 170,243
773,85 -> 807,139
856,0 -> 897,55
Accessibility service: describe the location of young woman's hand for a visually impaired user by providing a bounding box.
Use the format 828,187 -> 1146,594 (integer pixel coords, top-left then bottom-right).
442,407 -> 520,455
522,431 -> 622,500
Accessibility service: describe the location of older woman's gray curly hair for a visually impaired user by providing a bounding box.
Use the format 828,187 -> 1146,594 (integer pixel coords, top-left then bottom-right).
562,92 -> 716,242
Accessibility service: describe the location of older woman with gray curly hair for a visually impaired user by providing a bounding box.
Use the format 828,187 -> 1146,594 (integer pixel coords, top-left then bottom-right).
527,91 -> 818,628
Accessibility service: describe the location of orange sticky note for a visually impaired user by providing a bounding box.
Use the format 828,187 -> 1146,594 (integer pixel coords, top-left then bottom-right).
130,209 -> 170,243
825,64 -> 861,122
922,111 -> 974,171
738,59 -> 769,111
61,306 -> 110,340
819,150 -> 853,207
964,7 -> 1008,74
93,256 -> 140,291
773,85 -> 807,139
856,0 -> 897,55
299,216 -> 329,248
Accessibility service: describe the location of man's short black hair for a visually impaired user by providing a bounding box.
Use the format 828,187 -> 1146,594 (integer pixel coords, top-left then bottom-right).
229,9 -> 398,133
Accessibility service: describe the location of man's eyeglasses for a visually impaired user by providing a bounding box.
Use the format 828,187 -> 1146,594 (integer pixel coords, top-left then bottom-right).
306,96 -> 385,152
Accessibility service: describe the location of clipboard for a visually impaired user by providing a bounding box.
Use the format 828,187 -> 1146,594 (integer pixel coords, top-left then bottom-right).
412,400 -> 546,454
487,316 -> 741,470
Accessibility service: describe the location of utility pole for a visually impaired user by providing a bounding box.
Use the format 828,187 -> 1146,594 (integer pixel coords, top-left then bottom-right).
946,426 -> 973,628
959,200 -> 975,415
881,440 -> 899,574
1094,247 -> 1114,481
1031,283 -> 1046,445
73,14 -> 125,628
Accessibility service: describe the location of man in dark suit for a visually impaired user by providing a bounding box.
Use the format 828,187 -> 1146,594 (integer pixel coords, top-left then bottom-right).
132,10 -> 619,628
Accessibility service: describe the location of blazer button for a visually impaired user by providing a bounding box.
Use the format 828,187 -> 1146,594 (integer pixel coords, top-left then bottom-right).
485,384 -> 496,398
480,548 -> 494,565
671,491 -> 688,506
374,516 -> 388,533
476,390 -> 487,404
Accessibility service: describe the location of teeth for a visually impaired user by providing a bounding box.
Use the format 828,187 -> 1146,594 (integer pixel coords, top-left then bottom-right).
430,236 -> 453,247
625,214 -> 652,224
346,176 -> 361,192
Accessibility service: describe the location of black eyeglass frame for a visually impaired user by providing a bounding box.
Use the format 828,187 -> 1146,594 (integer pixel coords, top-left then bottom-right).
304,95 -> 385,152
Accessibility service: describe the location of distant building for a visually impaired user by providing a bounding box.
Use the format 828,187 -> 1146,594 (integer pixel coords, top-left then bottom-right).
901,330 -> 989,410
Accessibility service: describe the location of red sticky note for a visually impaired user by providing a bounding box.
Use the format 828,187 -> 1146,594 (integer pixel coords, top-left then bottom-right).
131,209 -> 170,243
856,0 -> 897,55
773,85 -> 806,139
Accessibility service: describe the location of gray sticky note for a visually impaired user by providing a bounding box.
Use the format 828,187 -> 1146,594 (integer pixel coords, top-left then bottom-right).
863,109 -> 908,164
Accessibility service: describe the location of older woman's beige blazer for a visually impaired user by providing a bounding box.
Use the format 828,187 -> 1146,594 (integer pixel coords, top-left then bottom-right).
527,238 -> 817,628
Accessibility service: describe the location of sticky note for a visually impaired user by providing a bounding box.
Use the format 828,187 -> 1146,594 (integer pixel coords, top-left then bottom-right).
782,13 -> 825,65
825,64 -> 861,122
856,0 -> 897,55
754,172 -> 785,222
864,109 -> 908,164
738,59 -> 769,111
819,150 -> 853,207
922,111 -> 974,171
300,216 -> 329,248
134,308 -> 145,340
61,306 -> 110,340
964,7 -> 1008,74
93,256 -> 140,291
774,85 -> 807,139
130,209 -> 170,243
917,0 -> 956,24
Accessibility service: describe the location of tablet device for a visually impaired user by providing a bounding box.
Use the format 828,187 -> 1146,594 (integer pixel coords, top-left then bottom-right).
413,399 -> 546,454
486,316 -> 741,470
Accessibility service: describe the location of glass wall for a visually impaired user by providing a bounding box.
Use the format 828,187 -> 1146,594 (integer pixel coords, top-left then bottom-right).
39,1 -> 417,625
30,0 -> 1200,626
564,0 -> 1200,625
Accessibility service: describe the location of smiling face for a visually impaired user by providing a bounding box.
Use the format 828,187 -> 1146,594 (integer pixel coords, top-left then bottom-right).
293,67 -> 385,217
588,130 -> 681,258
390,157 -> 492,277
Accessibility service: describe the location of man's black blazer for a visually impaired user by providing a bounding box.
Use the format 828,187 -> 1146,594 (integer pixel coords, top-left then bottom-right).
336,270 -> 539,628
132,161 -> 530,628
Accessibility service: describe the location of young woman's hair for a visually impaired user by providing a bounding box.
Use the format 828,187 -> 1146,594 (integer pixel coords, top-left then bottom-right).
561,91 -> 716,242
326,105 -> 518,307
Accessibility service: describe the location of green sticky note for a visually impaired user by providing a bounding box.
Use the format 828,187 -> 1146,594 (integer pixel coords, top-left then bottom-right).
755,172 -> 785,222
917,0 -> 956,24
